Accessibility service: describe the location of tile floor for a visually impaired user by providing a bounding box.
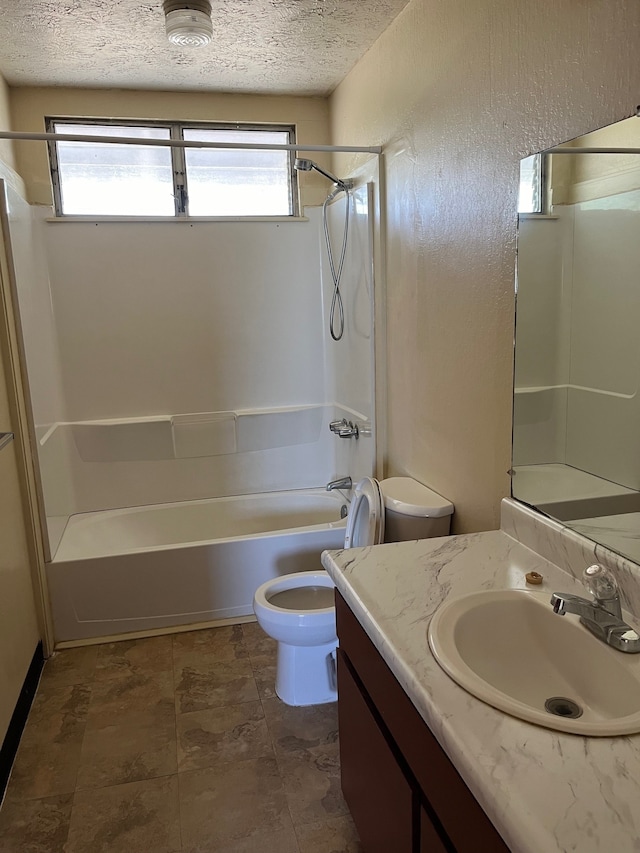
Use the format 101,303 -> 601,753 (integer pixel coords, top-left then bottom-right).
0,622 -> 362,853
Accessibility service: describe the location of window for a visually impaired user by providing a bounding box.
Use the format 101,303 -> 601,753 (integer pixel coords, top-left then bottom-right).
46,118 -> 298,218
517,153 -> 546,214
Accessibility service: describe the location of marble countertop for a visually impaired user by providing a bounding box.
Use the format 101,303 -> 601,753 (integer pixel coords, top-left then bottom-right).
321,515 -> 640,853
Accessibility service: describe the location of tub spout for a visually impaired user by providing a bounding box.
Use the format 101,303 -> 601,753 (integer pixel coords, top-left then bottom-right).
326,476 -> 352,491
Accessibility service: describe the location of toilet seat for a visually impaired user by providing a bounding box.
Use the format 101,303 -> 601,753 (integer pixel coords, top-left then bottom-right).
344,477 -> 385,549
254,571 -> 336,621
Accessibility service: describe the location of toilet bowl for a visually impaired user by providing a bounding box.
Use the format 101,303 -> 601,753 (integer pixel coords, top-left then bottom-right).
253,476 -> 453,706
253,571 -> 339,707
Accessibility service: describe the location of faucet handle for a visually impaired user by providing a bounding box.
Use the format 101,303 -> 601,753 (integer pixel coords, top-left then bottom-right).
583,564 -> 618,598
583,564 -> 621,617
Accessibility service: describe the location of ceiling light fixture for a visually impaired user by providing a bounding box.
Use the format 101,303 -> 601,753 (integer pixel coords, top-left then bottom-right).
164,0 -> 213,48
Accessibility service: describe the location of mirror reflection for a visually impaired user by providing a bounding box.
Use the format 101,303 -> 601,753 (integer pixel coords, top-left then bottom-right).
512,115 -> 640,564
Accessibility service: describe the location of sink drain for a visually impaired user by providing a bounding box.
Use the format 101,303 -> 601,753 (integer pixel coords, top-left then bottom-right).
545,697 -> 583,719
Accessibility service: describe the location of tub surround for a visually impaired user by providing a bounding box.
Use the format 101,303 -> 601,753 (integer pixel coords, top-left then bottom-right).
321,498 -> 640,853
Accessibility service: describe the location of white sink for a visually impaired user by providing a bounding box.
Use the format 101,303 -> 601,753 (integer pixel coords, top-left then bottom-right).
428,589 -> 640,736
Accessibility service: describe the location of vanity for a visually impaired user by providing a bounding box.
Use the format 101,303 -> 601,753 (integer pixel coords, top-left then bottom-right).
322,498 -> 640,853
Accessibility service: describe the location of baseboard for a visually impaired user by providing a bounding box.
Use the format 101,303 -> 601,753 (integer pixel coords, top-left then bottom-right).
0,642 -> 44,802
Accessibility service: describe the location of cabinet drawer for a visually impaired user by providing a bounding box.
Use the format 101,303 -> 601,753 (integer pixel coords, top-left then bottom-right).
336,591 -> 508,853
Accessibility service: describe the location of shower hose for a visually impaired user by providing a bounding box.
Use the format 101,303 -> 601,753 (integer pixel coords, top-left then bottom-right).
323,187 -> 350,341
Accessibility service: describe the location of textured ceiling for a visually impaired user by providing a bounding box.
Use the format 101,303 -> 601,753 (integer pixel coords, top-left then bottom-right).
0,0 -> 410,96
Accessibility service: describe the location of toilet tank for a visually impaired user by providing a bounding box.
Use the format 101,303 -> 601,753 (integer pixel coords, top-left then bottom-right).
379,477 -> 454,542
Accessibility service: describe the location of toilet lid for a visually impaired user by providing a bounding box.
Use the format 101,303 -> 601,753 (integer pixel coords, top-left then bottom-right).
344,477 -> 385,549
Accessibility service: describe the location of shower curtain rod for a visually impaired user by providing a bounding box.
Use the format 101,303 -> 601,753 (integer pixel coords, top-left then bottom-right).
545,147 -> 640,154
0,130 -> 382,155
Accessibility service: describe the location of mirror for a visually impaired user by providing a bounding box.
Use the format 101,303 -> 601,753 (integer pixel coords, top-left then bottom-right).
512,114 -> 640,565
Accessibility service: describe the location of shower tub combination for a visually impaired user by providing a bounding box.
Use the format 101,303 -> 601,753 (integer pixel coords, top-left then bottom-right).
48,488 -> 348,643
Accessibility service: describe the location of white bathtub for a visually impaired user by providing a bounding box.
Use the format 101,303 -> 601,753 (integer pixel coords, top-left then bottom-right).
47,489 -> 348,643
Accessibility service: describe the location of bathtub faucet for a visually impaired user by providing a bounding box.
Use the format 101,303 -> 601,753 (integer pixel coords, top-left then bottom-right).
329,418 -> 359,439
326,476 -> 352,492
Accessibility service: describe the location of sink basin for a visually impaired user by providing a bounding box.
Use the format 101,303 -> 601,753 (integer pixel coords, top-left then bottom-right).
428,589 -> 640,735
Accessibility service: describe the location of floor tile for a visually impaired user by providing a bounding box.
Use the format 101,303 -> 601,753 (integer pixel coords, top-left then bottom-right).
252,663 -> 278,700
6,737 -> 84,801
95,635 -> 173,680
173,624 -> 248,665
64,775 -> 181,853
242,622 -> 278,699
0,793 -> 73,853
277,741 -> 349,826
20,682 -> 91,748
242,621 -> 276,661
76,707 -> 177,789
39,646 -> 98,690
182,825 -> 300,853
177,700 -> 272,772
88,669 -> 175,717
7,682 -> 91,800
296,814 -> 363,852
179,756 -> 291,849
174,657 -> 258,714
262,697 -> 339,756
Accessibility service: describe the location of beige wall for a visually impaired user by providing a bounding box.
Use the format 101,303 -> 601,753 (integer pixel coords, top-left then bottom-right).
0,73 -> 15,169
10,86 -> 331,207
330,0 -> 640,533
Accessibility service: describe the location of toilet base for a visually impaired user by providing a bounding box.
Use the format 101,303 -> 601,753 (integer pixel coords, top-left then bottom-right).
275,640 -> 338,706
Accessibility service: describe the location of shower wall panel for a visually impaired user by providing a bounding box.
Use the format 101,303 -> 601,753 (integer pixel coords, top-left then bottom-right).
4,189 -> 76,552
21,209 -> 349,535
36,405 -> 352,524
42,212 -> 325,420
321,183 -> 376,485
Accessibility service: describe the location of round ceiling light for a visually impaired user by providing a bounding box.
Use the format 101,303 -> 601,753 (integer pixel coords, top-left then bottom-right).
164,0 -> 213,47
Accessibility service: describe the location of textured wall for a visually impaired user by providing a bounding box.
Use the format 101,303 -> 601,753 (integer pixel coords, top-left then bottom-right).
10,87 -> 331,207
329,0 -> 640,533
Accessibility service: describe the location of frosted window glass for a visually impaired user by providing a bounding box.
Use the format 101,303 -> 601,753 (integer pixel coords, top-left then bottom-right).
183,129 -> 292,216
54,124 -> 175,216
518,154 -> 542,214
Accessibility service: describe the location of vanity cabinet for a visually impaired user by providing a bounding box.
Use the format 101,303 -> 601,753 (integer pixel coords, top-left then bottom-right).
336,591 -> 508,853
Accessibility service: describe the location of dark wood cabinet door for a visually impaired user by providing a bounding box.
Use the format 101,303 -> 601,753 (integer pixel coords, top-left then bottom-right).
337,650 -> 413,853
419,802 -> 448,853
336,592 -> 509,853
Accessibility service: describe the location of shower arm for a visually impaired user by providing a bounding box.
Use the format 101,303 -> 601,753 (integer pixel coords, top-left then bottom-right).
310,163 -> 350,191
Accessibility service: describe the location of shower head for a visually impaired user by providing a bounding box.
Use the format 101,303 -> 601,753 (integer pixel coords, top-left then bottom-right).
294,157 -> 350,190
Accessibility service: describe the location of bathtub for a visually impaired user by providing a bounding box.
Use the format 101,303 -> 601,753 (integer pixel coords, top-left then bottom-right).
47,489 -> 348,643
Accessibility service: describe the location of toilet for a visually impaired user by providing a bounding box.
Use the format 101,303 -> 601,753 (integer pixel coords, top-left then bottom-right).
253,476 -> 454,706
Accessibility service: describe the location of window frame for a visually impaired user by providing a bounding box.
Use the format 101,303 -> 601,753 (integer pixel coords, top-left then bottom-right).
46,117 -> 300,219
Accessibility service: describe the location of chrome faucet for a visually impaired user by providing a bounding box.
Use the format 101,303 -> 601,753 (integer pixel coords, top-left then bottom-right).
326,476 -> 352,492
329,418 -> 359,439
550,565 -> 640,653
